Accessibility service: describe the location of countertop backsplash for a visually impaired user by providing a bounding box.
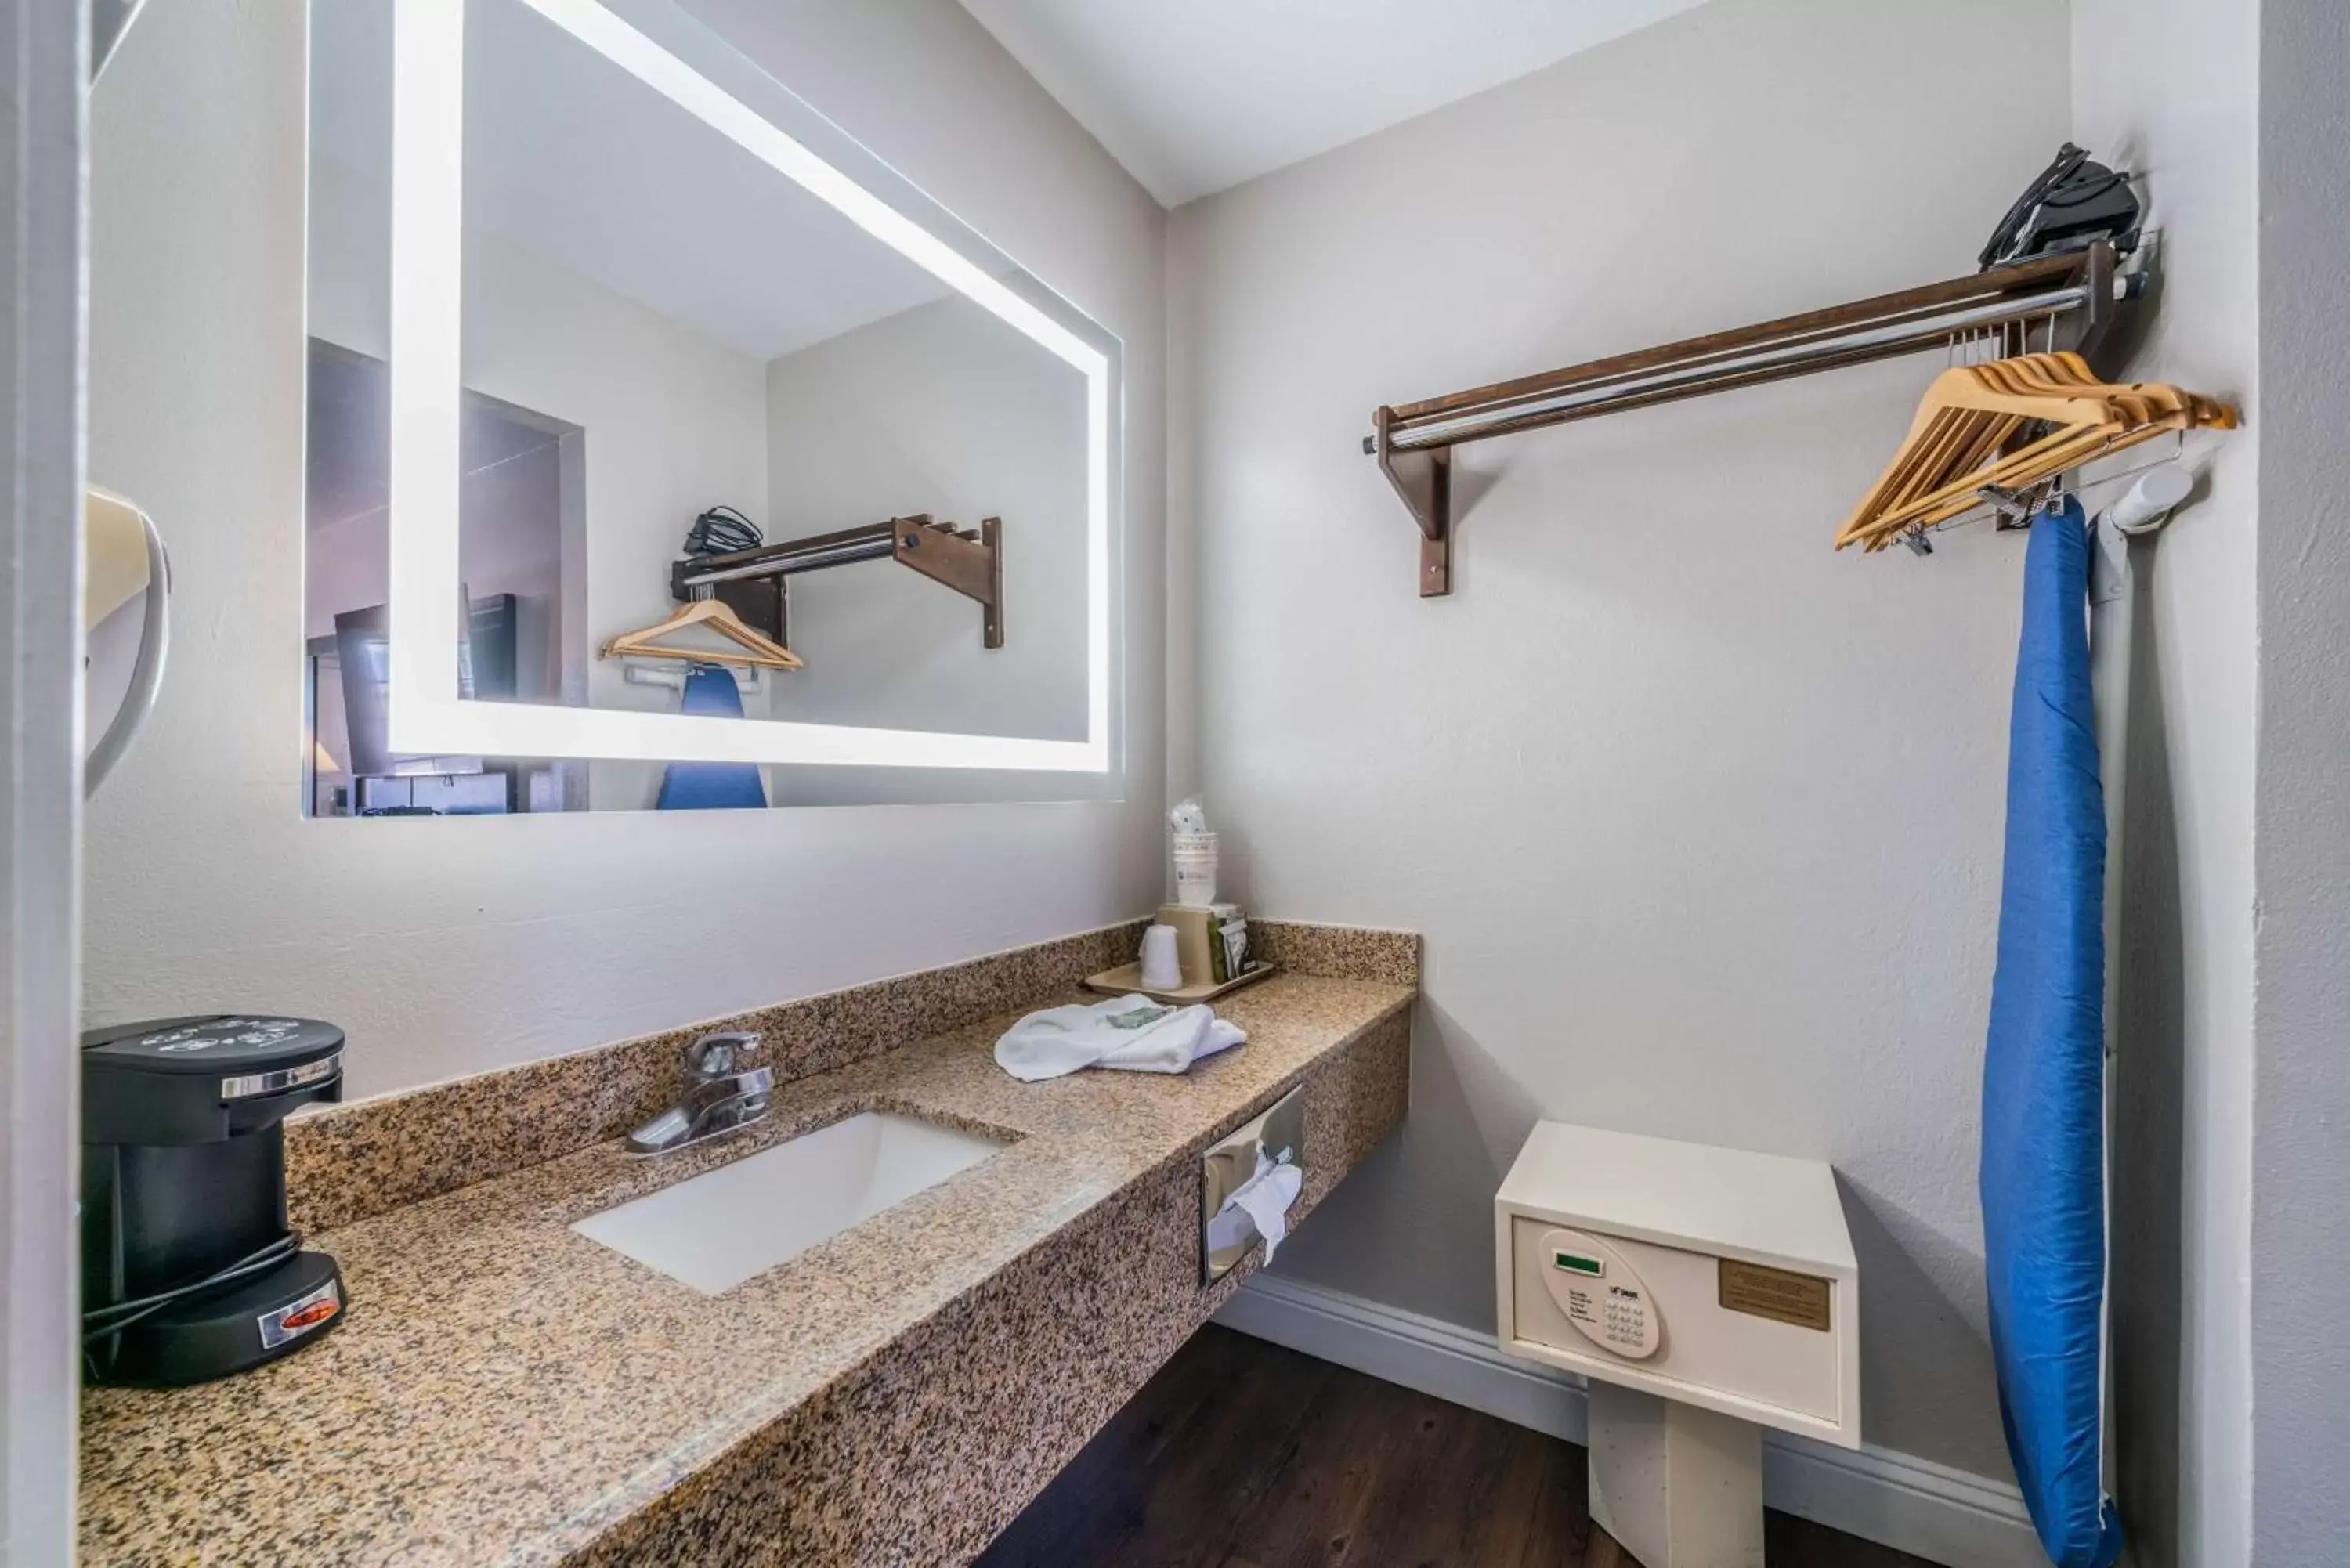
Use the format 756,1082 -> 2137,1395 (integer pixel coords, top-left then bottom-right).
287,917 -> 1419,1234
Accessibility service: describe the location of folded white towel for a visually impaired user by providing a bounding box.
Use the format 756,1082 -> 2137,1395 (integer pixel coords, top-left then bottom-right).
1097,1006 -> 1246,1076
994,995 -> 1246,1082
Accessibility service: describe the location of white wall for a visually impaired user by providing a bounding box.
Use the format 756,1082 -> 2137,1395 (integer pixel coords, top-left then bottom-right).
1173,0 -> 2071,1483
2068,7 -> 2261,1564
82,0 -> 1166,1100
762,292 -> 1089,744
2249,0 -> 2350,1561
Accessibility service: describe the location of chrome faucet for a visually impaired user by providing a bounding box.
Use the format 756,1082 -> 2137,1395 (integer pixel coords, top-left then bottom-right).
627,1031 -> 774,1154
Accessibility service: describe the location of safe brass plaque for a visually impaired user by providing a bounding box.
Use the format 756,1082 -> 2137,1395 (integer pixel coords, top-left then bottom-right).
1717,1259 -> 1831,1331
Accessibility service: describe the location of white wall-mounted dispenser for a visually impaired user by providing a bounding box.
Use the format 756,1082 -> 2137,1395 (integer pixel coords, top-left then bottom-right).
1496,1122 -> 1860,1568
81,486 -> 170,797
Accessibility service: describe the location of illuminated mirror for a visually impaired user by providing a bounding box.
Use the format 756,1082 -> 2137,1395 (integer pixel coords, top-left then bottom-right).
303,0 -> 1118,815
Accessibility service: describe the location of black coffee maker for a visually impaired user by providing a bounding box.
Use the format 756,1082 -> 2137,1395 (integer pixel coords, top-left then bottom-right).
81,1015 -> 349,1386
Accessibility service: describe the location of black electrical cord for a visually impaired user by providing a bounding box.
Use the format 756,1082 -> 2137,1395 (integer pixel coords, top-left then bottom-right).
683,505 -> 763,557
81,1230 -> 306,1379
82,1231 -> 303,1337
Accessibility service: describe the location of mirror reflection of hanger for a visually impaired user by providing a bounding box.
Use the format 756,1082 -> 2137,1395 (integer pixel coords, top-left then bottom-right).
599,596 -> 803,670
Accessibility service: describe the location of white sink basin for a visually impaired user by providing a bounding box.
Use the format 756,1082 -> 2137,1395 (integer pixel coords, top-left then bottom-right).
571,1111 -> 1008,1294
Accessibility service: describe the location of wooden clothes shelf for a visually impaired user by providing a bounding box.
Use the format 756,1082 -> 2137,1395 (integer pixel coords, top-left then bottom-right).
670,513 -> 1004,649
1366,244 -> 2135,595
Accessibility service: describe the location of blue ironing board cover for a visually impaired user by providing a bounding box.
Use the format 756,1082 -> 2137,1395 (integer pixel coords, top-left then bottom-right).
1980,498 -> 2121,1568
656,666 -> 768,811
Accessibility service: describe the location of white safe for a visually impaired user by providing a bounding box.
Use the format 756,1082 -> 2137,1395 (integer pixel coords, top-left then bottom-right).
1495,1122 -> 1860,1451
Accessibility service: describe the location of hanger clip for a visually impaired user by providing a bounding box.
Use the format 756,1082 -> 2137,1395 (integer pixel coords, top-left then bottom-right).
1900,530 -> 1935,558
1979,484 -> 2041,530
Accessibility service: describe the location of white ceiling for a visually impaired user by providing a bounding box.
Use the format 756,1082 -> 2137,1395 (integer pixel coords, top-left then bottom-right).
312,0 -> 952,364
956,0 -> 1714,206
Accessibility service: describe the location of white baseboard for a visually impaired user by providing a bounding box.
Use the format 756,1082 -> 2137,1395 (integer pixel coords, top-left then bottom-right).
1214,1272 -> 2044,1568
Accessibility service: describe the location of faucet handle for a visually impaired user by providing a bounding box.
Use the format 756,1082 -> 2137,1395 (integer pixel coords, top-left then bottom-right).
684,1030 -> 761,1080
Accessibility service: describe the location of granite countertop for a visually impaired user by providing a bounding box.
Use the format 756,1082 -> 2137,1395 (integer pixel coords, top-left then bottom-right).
78,971 -> 1412,1566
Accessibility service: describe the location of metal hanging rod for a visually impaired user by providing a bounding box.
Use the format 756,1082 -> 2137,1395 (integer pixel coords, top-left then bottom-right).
1383,284 -> 2098,453
1366,243 -> 2135,596
677,526 -> 898,587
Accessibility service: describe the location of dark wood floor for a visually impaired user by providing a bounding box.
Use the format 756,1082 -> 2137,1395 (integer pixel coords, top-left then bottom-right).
979,1325 -> 1940,1568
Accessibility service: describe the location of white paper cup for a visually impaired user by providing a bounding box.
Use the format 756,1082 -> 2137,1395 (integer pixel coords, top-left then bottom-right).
1172,833 -> 1219,908
1139,924 -> 1182,989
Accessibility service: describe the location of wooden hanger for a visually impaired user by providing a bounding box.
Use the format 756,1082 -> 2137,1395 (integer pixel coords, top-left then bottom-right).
1861,420 -> 2169,546
1835,359 -> 2096,545
1838,400 -> 2032,547
600,596 -> 804,669
1854,413 -> 2193,549
1838,353 -> 2237,551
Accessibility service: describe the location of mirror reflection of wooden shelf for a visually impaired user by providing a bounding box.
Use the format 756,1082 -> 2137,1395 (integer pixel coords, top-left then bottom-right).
1082,961 -> 1278,1006
670,514 -> 1005,651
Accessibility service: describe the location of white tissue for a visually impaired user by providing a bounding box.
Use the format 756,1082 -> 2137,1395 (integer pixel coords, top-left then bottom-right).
1168,795 -> 1209,834
1213,1147 -> 1303,1264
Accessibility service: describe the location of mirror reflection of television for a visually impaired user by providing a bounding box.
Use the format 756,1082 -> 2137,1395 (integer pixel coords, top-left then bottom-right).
334,592 -> 514,779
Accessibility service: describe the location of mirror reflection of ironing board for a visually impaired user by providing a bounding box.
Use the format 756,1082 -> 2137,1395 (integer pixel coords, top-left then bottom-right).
1496,1123 -> 1860,1568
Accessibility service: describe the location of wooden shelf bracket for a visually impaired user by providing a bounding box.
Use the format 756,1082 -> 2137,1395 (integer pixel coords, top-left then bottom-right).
1374,404 -> 1454,598
891,514 -> 1004,649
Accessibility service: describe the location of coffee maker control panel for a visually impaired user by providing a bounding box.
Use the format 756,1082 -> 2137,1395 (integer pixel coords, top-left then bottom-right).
83,1014 -> 345,1143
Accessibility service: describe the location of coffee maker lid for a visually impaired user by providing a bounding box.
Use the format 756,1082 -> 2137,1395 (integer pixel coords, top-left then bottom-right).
81,1015 -> 345,1077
